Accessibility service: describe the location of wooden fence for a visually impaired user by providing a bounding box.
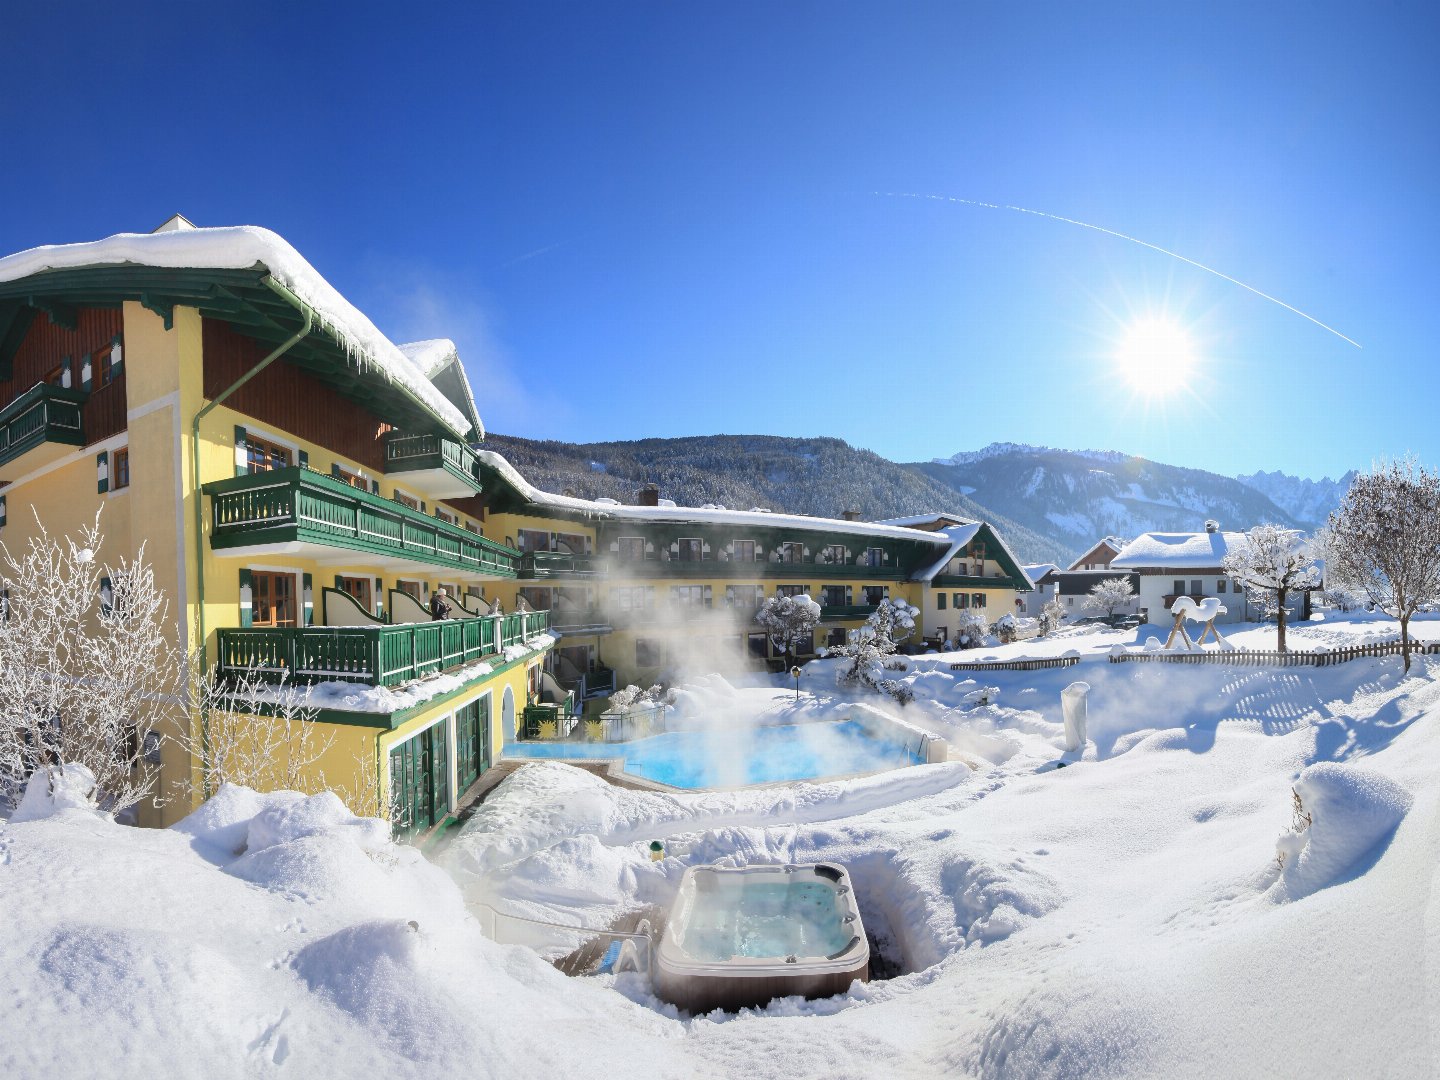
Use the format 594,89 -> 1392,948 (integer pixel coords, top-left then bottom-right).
1109,639 -> 1439,668
949,655 -> 1081,672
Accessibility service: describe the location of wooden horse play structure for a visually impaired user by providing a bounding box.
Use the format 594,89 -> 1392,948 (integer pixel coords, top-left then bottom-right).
1164,596 -> 1231,650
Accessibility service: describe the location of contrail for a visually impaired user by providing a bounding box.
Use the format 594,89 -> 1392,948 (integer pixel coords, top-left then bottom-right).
878,191 -> 1362,349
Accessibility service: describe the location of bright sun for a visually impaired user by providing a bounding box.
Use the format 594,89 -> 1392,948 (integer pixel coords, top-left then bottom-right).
1114,317 -> 1197,398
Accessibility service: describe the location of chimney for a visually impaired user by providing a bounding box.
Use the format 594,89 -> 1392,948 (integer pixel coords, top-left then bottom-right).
1204,519 -> 1220,533
638,483 -> 660,507
841,509 -> 862,521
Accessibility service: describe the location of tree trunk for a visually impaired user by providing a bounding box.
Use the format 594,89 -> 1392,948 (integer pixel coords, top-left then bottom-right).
1400,611 -> 1412,673
1276,587 -> 1288,653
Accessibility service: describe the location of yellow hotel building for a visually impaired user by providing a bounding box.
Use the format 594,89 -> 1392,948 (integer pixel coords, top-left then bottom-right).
0,218 -> 1030,836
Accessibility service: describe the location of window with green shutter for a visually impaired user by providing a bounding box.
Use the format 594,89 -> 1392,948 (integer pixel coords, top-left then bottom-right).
96,450 -> 109,494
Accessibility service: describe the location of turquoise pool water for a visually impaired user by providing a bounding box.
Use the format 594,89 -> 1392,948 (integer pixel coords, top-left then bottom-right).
504,719 -> 923,789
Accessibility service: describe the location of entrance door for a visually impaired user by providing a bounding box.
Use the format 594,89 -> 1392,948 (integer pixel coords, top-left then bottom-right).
387,721 -> 450,840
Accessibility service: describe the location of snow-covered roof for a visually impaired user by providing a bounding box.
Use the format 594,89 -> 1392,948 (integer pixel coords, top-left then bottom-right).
1111,530 -> 1248,569
397,339 -> 484,440
477,449 -> 957,543
1023,563 -> 1061,586
872,512 -> 977,529
0,226 -> 471,438
912,523 -> 983,581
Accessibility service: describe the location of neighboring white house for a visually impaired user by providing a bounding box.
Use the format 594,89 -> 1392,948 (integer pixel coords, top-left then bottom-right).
1019,563 -> 1060,617
1110,524 -> 1253,624
1052,569 -> 1143,619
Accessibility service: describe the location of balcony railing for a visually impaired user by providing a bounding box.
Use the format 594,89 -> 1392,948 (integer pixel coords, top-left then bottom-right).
204,467 -> 519,577
819,603 -> 879,620
0,383 -> 88,469
518,551 -> 605,578
598,558 -> 909,581
383,431 -> 483,493
217,610 -> 550,688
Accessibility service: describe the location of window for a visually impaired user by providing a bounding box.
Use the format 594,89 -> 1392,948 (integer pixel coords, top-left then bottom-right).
1173,579 -> 1186,596
955,592 -> 968,609
937,592 -> 947,610
820,544 -> 845,565
518,529 -> 551,552
677,537 -> 703,562
395,491 -> 420,511
826,628 -> 847,648
244,434 -> 292,474
635,638 -> 662,667
865,547 -> 884,568
821,585 -> 848,607
671,585 -> 708,607
334,465 -> 367,489
436,508 -> 458,526
973,593 -> 986,609
465,521 -> 480,534
777,584 -> 807,598
338,576 -> 373,610
611,586 -> 653,611
732,539 -> 756,562
747,633 -> 770,660
398,580 -> 421,600
556,533 -> 588,555
92,344 -> 117,388
862,585 -> 889,606
780,542 -> 803,564
727,585 -> 765,610
617,536 -> 646,561
1190,579 -> 1202,596
251,571 -> 297,627
112,448 -> 130,491
44,364 -> 64,387
1217,579 -> 1226,593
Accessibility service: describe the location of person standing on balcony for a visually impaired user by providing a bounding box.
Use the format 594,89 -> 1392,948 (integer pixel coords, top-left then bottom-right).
430,587 -> 453,621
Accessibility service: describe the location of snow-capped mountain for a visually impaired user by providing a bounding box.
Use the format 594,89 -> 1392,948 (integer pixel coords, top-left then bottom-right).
914,446 -> 1312,555
1235,469 -> 1356,528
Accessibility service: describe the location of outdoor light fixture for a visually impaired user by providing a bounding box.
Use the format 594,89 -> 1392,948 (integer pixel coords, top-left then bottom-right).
791,664 -> 802,703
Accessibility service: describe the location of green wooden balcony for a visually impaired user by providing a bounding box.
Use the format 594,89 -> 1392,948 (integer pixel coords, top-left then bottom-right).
0,382 -> 88,472
604,558 -> 908,581
518,551 -> 605,579
932,573 -> 1029,590
204,467 -> 519,578
819,603 -> 880,620
383,432 -> 483,499
217,610 -> 550,688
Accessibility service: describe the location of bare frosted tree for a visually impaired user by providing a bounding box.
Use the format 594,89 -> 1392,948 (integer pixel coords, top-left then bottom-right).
755,592 -> 822,667
174,663 -> 337,802
1221,525 -> 1321,653
1039,597 -> 1065,636
0,511 -> 181,816
1324,458 -> 1440,671
1082,577 -> 1136,621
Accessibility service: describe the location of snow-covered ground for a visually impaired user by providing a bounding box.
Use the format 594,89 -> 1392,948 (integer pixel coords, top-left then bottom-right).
2,612 -> 1438,1078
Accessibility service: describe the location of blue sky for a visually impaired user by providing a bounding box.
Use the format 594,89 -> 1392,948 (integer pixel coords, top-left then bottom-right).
3,2 -> 1436,480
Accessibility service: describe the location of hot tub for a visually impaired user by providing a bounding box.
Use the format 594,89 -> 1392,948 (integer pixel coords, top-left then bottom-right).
655,863 -> 869,1013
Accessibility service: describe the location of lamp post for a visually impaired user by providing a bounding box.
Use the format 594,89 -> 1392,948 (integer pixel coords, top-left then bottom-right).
790,664 -> 802,703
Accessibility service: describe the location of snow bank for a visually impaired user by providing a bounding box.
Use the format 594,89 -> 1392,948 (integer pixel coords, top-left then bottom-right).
1272,763 -> 1412,901
9,764 -> 103,823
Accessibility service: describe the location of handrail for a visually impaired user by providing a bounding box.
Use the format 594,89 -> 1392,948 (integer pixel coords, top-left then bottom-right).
465,900 -> 654,982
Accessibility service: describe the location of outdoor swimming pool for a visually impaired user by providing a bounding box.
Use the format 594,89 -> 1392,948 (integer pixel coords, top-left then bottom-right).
504,719 -> 925,789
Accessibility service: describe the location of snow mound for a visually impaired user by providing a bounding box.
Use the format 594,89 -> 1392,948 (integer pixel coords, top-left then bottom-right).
10,764 -> 102,822
170,782 -> 288,859
1272,763 -> 1412,901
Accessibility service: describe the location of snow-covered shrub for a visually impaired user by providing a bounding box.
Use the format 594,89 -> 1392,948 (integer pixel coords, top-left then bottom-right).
755,592 -> 822,665
1038,598 -> 1065,636
990,613 -> 1018,644
883,658 -> 909,672
953,610 -> 989,649
607,684 -> 671,712
831,598 -> 920,706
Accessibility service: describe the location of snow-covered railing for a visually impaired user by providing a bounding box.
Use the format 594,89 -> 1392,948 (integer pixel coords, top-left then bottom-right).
948,655 -> 1081,672
1109,640 -> 1440,667
217,610 -> 549,688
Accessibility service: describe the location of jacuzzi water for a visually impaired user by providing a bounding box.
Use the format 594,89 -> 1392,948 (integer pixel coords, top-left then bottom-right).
504,719 -> 923,788
683,877 -> 852,961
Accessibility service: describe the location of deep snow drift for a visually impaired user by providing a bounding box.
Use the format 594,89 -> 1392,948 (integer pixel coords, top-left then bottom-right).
2,615 -> 1439,1078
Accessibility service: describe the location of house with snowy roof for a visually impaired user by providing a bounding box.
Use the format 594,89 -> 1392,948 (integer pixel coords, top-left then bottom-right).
1109,522 -> 1275,624
0,215 -> 552,837
1066,536 -> 1128,571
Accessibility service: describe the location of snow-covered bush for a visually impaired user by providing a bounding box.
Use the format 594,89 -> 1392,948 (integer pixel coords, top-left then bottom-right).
755,592 -> 822,665
953,609 -> 989,649
1039,598 -> 1065,636
883,657 -> 909,672
607,683 -> 672,712
990,613 -> 1018,644
831,598 -> 920,705
0,511 -> 180,816
1082,576 -> 1135,620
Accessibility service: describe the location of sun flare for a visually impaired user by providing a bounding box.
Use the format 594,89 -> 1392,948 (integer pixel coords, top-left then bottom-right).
1114,317 -> 1197,398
